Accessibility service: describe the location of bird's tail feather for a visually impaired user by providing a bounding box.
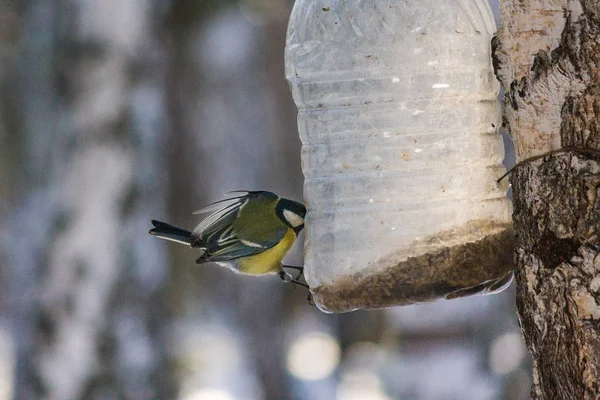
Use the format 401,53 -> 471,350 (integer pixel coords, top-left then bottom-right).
149,220 -> 192,245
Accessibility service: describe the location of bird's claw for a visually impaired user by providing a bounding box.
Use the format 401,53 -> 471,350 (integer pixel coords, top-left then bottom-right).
278,270 -> 292,283
278,268 -> 312,300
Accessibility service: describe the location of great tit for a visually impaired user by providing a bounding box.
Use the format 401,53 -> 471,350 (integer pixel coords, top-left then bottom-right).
149,191 -> 307,287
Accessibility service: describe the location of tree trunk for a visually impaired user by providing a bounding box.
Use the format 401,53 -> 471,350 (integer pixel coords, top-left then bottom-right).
493,1 -> 600,398
7,1 -> 174,399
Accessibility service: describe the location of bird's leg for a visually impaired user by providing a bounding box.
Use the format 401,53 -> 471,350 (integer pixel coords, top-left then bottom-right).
282,264 -> 304,280
278,270 -> 292,283
290,279 -> 309,289
279,268 -> 312,306
278,269 -> 309,290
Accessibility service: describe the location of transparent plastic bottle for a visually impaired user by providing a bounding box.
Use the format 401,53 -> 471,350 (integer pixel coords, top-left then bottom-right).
286,0 -> 514,312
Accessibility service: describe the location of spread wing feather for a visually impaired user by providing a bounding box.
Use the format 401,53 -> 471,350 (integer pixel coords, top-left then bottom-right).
191,191 -> 287,263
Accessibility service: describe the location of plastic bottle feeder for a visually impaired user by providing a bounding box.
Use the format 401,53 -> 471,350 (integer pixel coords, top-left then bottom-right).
285,0 -> 514,312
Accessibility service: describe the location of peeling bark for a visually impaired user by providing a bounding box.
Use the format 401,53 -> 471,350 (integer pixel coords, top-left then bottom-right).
494,0 -> 600,398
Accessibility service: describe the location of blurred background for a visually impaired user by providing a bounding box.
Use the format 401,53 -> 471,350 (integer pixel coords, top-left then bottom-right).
0,0 -> 530,399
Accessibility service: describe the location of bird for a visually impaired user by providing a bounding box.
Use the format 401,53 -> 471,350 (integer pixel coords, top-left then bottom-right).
149,190 -> 308,287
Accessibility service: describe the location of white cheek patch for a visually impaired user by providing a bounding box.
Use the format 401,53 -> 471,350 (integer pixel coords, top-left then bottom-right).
283,209 -> 305,228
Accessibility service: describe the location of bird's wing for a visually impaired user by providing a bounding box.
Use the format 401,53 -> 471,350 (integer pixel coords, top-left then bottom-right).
191,193 -> 247,245
191,191 -> 288,262
192,191 -> 254,215
198,236 -> 279,262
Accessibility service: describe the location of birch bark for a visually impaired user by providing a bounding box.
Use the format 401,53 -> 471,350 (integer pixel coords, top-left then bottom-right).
493,1 -> 600,398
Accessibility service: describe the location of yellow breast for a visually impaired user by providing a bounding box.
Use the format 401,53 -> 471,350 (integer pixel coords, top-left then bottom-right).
237,228 -> 296,275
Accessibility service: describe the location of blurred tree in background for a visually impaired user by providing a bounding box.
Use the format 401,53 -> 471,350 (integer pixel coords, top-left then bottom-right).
0,1 -> 532,399
3,0 -> 173,398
